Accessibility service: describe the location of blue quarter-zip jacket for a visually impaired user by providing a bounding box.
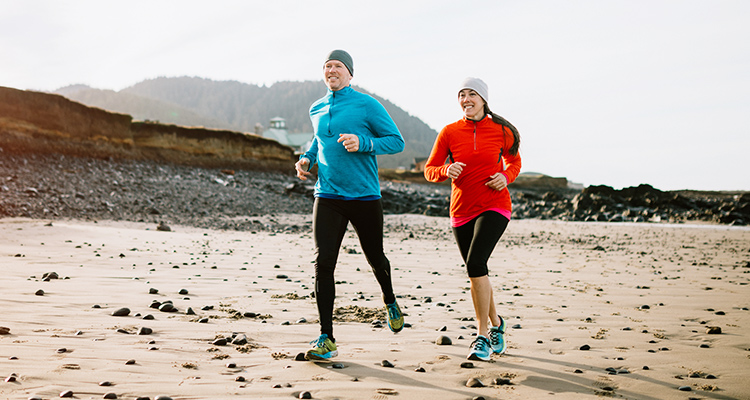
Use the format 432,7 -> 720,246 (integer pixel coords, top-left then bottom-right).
302,85 -> 404,199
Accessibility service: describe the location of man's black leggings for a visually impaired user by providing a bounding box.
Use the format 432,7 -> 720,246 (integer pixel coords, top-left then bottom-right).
313,197 -> 396,340
452,211 -> 510,278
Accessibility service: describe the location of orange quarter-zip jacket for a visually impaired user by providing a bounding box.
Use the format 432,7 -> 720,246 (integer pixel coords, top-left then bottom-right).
424,115 -> 521,220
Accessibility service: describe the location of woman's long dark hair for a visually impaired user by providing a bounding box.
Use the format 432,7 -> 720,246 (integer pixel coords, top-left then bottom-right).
484,104 -> 520,156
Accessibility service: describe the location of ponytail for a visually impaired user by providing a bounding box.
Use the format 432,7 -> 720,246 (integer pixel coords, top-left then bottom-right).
484,104 -> 520,155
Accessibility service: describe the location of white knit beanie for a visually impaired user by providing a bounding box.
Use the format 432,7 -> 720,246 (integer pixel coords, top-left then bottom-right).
459,77 -> 489,103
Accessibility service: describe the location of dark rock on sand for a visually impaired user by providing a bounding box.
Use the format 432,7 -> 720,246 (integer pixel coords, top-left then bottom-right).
138,327 -> 153,335
0,326 -> 10,335
466,377 -> 485,387
706,326 -> 722,334
435,335 -> 452,345
112,307 -> 130,317
381,360 -> 394,368
103,393 -> 117,399
60,390 -> 74,398
35,289 -> 44,296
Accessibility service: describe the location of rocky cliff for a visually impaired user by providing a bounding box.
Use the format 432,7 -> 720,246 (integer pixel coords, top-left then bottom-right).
0,87 -> 295,171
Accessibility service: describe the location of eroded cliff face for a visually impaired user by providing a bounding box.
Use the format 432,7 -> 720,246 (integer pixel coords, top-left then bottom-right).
0,86 -> 295,171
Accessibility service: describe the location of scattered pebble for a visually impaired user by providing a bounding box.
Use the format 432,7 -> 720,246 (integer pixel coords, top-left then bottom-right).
579,344 -> 591,351
103,393 -> 117,399
112,307 -> 130,317
125,359 -> 136,365
494,378 -> 512,385
466,377 -> 485,387
295,352 -> 307,361
0,326 -> 10,335
381,360 -> 394,368
60,390 -> 74,398
138,327 -> 153,335
678,385 -> 692,391
435,335 -> 452,345
460,362 -> 474,369
35,289 -> 44,296
298,391 -> 312,399
415,366 -> 426,372
706,326 -> 722,334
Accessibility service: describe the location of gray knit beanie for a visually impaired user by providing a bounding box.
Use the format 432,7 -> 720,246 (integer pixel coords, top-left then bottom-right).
459,77 -> 489,103
325,49 -> 354,77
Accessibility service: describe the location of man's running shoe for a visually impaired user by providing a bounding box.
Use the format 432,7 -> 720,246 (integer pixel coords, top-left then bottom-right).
467,335 -> 492,361
489,316 -> 507,354
305,334 -> 338,360
385,301 -> 404,333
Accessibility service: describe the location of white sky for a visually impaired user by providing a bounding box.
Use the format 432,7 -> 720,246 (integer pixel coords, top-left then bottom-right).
2,0 -> 748,191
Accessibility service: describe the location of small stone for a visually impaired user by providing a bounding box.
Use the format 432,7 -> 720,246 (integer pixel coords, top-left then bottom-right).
276,274 -> 289,279
435,335 -> 452,345
512,324 -> 522,329
155,396 -> 173,400
232,334 -> 248,345
579,344 -> 591,351
295,352 -> 307,361
0,326 -> 9,335
112,307 -> 130,317
494,377 -> 513,385
186,307 -> 195,315
57,348 -> 67,353
700,343 -> 710,348
103,393 -> 117,399
706,374 -> 717,379
5,375 -> 16,382
639,305 -> 650,310
332,362 -> 345,369
226,362 -> 237,368
212,338 -> 227,346
298,391 -> 312,399
438,326 -> 447,331
138,327 -> 153,335
60,390 -> 74,398
125,359 -> 136,365
35,289 -> 44,296
149,288 -> 159,294
99,381 -> 112,386
236,376 -> 246,382
706,326 -> 722,334
465,377 -> 484,387
415,366 -> 426,372
150,300 -> 162,309
678,385 -> 692,391
198,317 -> 209,323
381,360 -> 394,368
643,366 -> 650,370
574,369 -> 583,374
143,314 -> 155,320
159,303 -> 176,313
178,289 -> 189,295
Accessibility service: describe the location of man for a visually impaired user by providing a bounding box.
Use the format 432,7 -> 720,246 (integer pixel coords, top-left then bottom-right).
295,49 -> 405,360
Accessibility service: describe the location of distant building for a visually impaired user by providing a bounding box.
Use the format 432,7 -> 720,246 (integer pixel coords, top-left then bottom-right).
259,117 -> 312,154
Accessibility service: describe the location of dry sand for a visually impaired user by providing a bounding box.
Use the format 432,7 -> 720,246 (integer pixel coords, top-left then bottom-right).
1,216 -> 748,400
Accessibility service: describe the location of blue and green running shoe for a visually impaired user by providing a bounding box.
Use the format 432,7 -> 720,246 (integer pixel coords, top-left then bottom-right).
489,316 -> 507,354
467,335 -> 491,361
305,334 -> 338,360
385,301 -> 404,333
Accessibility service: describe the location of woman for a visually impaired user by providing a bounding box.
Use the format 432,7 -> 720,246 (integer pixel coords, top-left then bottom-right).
424,77 -> 521,361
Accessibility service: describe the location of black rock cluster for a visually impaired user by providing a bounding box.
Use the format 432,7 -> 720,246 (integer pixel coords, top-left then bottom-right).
1,151 -> 746,228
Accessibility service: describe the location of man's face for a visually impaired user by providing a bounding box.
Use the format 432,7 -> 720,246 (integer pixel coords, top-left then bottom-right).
324,60 -> 352,91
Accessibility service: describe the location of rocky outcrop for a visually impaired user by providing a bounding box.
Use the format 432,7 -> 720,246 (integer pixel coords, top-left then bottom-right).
0,86 -> 295,171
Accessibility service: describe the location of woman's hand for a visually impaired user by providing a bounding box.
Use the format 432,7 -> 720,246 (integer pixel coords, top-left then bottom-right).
447,162 -> 466,179
337,133 -> 360,152
295,157 -> 311,180
486,172 -> 507,191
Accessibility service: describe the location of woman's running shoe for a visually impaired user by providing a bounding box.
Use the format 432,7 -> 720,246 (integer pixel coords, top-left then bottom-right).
467,335 -> 491,361
489,316 -> 507,354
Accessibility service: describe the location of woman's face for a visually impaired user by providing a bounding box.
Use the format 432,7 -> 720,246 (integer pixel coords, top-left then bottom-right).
458,89 -> 485,120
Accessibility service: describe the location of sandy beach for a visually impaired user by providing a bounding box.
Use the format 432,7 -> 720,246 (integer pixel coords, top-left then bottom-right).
1,216 -> 748,400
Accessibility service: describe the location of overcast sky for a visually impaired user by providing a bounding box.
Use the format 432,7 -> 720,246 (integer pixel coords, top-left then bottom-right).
2,0 -> 748,191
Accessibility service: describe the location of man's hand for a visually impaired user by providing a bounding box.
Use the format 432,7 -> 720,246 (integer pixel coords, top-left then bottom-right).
337,133 -> 360,152
295,157 -> 311,180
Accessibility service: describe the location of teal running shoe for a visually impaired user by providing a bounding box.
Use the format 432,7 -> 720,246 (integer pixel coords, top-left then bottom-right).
305,334 -> 338,360
467,335 -> 491,361
385,301 -> 404,333
489,316 -> 507,354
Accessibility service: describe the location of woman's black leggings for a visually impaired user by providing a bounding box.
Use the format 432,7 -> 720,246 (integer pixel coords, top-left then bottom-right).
452,211 -> 510,278
313,197 -> 396,339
